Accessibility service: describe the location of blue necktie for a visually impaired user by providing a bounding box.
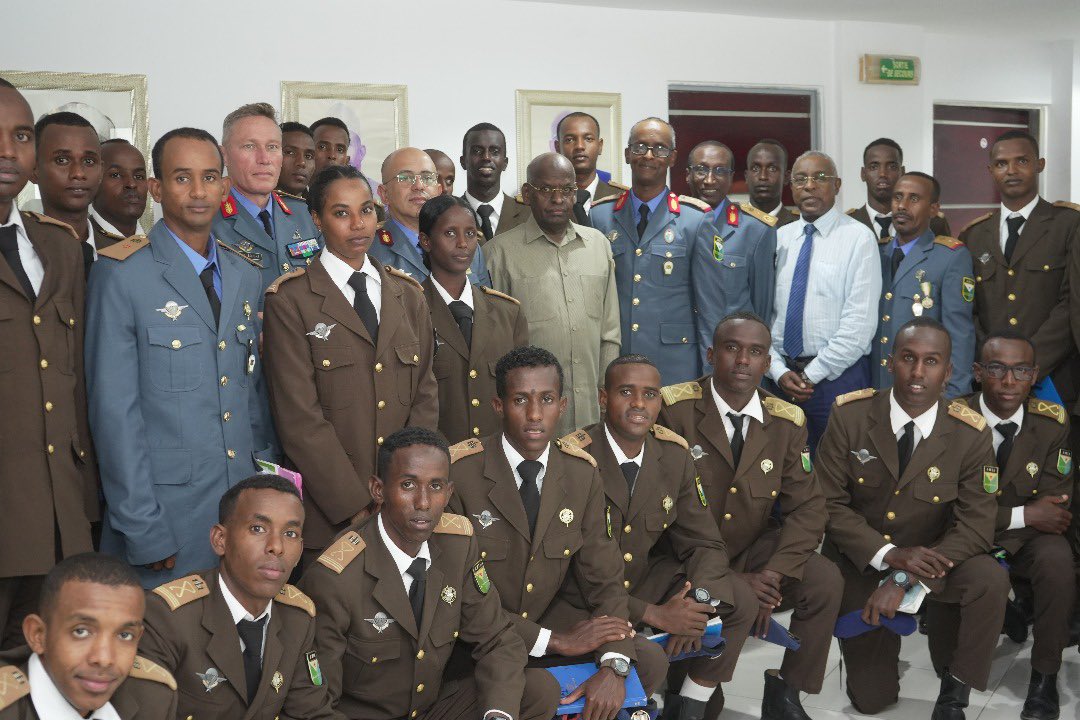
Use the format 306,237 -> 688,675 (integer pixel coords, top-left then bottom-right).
783,223 -> 816,359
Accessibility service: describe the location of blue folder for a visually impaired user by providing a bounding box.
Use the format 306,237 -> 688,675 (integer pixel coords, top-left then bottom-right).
833,609 -> 918,639
647,617 -> 727,661
547,663 -> 648,716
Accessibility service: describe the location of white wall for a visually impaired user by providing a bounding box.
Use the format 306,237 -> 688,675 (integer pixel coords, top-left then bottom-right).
6,0 -> 1074,206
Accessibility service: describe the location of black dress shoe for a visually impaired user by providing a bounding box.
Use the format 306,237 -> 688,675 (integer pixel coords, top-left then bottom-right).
1021,670 -> 1059,720
1002,597 -> 1030,643
762,670 -> 812,720
930,672 -> 970,720
662,693 -> 707,720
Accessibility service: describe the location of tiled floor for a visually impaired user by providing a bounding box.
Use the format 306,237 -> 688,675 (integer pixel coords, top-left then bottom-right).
712,610 -> 1080,719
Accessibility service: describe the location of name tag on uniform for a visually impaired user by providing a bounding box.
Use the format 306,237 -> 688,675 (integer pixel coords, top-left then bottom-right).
286,238 -> 320,258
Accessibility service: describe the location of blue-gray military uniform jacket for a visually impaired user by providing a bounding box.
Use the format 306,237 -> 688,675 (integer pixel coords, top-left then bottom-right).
692,198 -> 778,371
368,217 -> 492,287
590,188 -> 709,384
212,190 -> 321,292
872,229 -> 976,397
85,221 -> 278,587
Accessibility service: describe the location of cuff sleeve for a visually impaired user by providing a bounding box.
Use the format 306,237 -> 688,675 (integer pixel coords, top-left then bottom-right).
530,628 -> 551,658
1007,506 -> 1026,530
598,652 -> 631,664
869,543 -> 896,571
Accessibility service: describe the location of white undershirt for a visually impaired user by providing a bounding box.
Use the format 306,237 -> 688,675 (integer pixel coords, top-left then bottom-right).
319,250 -> 382,321
0,206 -> 44,294
979,397 -> 1026,530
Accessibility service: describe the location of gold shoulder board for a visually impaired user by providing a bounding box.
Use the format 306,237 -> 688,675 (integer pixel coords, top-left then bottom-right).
651,424 -> 689,449
316,531 -> 366,574
275,584 -> 316,616
1028,397 -> 1066,425
555,439 -> 598,467
959,212 -> 993,236
24,211 -> 78,239
434,513 -> 474,536
835,388 -> 876,407
151,574 -> 210,611
97,234 -> 150,261
948,401 -> 987,431
933,235 -> 963,250
591,193 -> 620,207
130,655 -> 177,690
276,190 -> 305,202
386,265 -> 423,289
480,286 -> 521,305
762,396 -> 807,427
218,240 -> 266,268
678,195 -> 711,213
1053,201 -> 1080,213
450,438 -> 484,464
739,202 -> 778,227
560,429 -> 592,448
0,665 -> 29,710
660,381 -> 702,407
266,267 -> 305,294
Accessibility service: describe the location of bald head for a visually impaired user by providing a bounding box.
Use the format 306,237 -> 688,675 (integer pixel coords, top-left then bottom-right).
526,152 -> 575,185
628,117 -> 675,147
382,147 -> 435,183
379,147 -> 439,228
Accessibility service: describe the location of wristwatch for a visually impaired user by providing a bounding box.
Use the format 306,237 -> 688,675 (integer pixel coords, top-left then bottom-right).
600,657 -> 631,678
693,587 -> 711,604
889,570 -> 913,591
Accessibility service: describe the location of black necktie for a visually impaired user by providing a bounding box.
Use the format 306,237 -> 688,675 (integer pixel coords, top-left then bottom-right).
620,461 -> 639,495
236,617 -> 266,704
890,246 -> 905,278
727,413 -> 744,469
448,300 -> 473,347
573,189 -> 591,227
80,240 -> 94,279
897,421 -> 915,477
1004,215 -> 1025,263
875,216 -> 893,239
406,557 -> 427,627
347,272 -> 379,343
477,204 -> 495,241
636,204 -> 650,240
199,265 -> 221,326
517,460 -> 542,536
258,209 -> 273,240
0,225 -> 36,302
996,421 -> 1018,469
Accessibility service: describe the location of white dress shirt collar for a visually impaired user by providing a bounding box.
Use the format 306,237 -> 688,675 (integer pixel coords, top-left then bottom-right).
865,202 -> 895,237
710,379 -> 765,425
501,434 -> 551,491
89,206 -> 145,238
583,174 -> 600,211
28,653 -> 121,720
377,512 -> 432,580
999,195 -> 1040,223
465,190 -> 505,221
978,395 -> 1024,452
320,249 -> 378,291
768,203 -> 785,217
603,423 -> 644,466
889,390 -> 938,442
219,573 -> 273,625
430,274 -> 475,310
799,204 -> 842,236
2,204 -> 44,295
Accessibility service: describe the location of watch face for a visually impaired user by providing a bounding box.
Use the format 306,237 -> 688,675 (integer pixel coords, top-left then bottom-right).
893,571 -> 909,585
614,659 -> 629,673
693,588 -> 711,604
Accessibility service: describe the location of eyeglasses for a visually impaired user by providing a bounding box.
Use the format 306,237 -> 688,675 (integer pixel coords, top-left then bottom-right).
790,172 -> 838,188
526,184 -> 578,200
977,363 -> 1036,381
393,171 -> 439,186
628,142 -> 674,159
689,165 -> 734,180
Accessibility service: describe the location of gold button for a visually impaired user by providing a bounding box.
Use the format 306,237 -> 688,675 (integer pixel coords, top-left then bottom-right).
631,323 -> 639,331
663,522 -> 668,529
377,400 -> 386,409
976,276 -> 982,282
322,359 -> 330,367
857,477 -> 864,484
526,583 -> 534,592
413,354 -> 419,362
1009,318 -> 1018,326
411,712 -> 418,718
68,316 -> 74,326
32,315 -> 41,325
521,611 -> 528,619
623,525 -> 631,534
375,362 -> 384,372
218,340 -> 226,350
237,324 -> 247,332
724,513 -> 732,520
1043,264 -> 1050,271
39,358 -> 48,369
47,444 -> 54,454
453,631 -> 459,638
78,450 -> 85,458
44,401 -> 53,412
635,248 -> 642,256
417,650 -> 425,659
729,486 -> 737,494
884,292 -> 893,300
223,411 -> 232,422
171,339 -> 182,349
633,274 -> 641,282
227,449 -> 236,459
563,548 -> 570,556
1008,293 -> 1016,301
1008,269 -> 1015,276
880,336 -> 888,344
282,263 -> 290,271
469,369 -> 478,379
624,579 -> 630,588
997,490 -> 1003,496
220,376 -> 228,386
416,684 -> 424,693
882,315 -> 890,322
932,496 -> 940,503
473,426 -> 480,436
623,552 -> 633,562
481,551 -> 487,559
371,656 -> 378,663
632,298 -> 640,306
666,251 -> 673,258
1032,489 -> 1038,495
471,398 -> 480,407
886,511 -> 896,520
681,337 -> 688,343
529,555 -> 535,562
880,359 -> 887,367
377,436 -> 384,445
883,534 -> 891,541
770,490 -> 777,497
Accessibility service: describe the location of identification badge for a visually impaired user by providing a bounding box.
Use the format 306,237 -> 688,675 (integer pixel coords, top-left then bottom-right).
801,447 -> 812,473
441,585 -> 457,605
713,235 -> 724,263
1058,449 -> 1073,475
473,560 -> 491,594
983,465 -> 999,493
663,260 -> 674,275
962,277 -> 975,302
286,237 -> 320,258
306,651 -> 323,686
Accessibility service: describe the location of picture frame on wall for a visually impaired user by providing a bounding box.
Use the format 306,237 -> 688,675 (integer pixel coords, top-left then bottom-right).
514,89 -> 622,188
3,69 -> 150,224
280,81 -> 409,188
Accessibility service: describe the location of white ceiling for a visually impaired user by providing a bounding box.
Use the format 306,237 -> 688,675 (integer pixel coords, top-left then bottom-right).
525,0 -> 1080,39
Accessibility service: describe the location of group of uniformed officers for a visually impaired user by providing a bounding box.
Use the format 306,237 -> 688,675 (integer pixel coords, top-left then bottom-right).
0,73 -> 1078,720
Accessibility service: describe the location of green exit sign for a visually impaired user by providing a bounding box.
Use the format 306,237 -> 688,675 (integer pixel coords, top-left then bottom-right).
860,54 -> 921,85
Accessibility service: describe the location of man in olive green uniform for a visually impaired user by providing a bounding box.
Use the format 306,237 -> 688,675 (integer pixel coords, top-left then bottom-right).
847,138 -> 950,239
745,140 -> 799,228
300,427 -> 559,720
817,318 -> 1008,718
660,314 -> 840,720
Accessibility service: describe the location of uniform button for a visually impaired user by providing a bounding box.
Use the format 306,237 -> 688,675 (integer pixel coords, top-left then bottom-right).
219,340 -> 226,350
631,323 -> 639,331
32,315 -> 41,325
473,427 -> 480,436
624,579 -> 631,588
227,449 -> 237,459
40,359 -> 48,369
681,337 -> 688,343
220,376 -> 228,386
633,274 -> 641,282
723,513 -> 732,520
1009,318 -> 1018,326
886,511 -> 896,520
770,490 -> 777,497
623,552 -> 633,562
416,684 -> 424,693
377,437 -> 384,445
562,548 -> 570,556
521,611 -> 528,619
526,583 -> 534,592
635,248 -> 642,256
623,525 -> 631,534
880,336 -> 888,344
237,324 -> 247,332
377,400 -> 386,409
632,298 -> 640,306
976,276 -> 982,282
47,444 -> 54,454
371,656 -> 378,663
666,251 -> 673,258
322,359 -> 330,367
171,339 -> 182,349
1008,293 -> 1016,301
1032,489 -> 1038,495
894,490 -> 900,495
729,486 -> 737,494
1043,264 -> 1050,271
663,522 -> 668,529
417,650 -> 425,659
1008,269 -> 1015,276
882,315 -> 890,322
375,362 -> 384,372
413,354 -> 419,362
880,359 -> 887,367
996,490 -> 1003,496
530,555 -> 535,562
222,412 -> 231,422
471,398 -> 480,407
44,401 -> 53,412
883,534 -> 891,541
452,631 -> 459,638
932,496 -> 940,503
857,477 -> 864,484
884,292 -> 893,300
481,551 -> 487,559
469,369 -> 478,379
411,711 -> 418,718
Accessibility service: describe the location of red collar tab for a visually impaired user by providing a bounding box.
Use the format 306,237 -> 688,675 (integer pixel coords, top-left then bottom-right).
220,197 -> 238,218
272,192 -> 292,215
727,202 -> 739,227
668,193 -> 680,215
614,191 -> 629,212
378,228 -> 393,246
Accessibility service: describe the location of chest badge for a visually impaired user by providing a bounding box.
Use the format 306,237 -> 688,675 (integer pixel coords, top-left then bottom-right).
662,495 -> 674,514
664,227 -> 675,243
978,252 -> 991,264
690,445 -> 707,461
197,667 -> 226,692
1026,462 -> 1039,478
606,505 -> 613,538
243,300 -> 252,320
1058,449 -> 1073,475
156,300 -> 188,321
473,510 -> 499,529
663,260 -> 674,275
851,449 -> 877,465
559,508 -> 574,527
608,230 -> 618,243
927,466 -> 941,482
271,670 -> 284,693
238,239 -> 255,253
441,585 -> 457,605
915,269 -> 926,282
695,476 -> 708,507
365,611 -> 396,633
983,465 -> 1000,494
306,322 -> 336,341
713,236 -> 724,263
760,459 -> 774,474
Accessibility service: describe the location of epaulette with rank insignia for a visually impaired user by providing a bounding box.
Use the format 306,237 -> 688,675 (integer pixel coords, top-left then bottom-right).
948,400 -> 987,431
678,195 -> 711,213
218,239 -> 266,268
560,428 -> 592,448
1053,201 -> 1080,213
555,438 -> 597,467
220,197 -> 238,218
152,574 -> 209,611
276,190 -> 306,202
515,193 -> 525,204
480,285 -> 521,305
434,513 -> 474,536
275,584 -> 316,616
1028,397 -> 1066,425
316,530 -> 365,573
450,438 -> 483,464
130,656 -> 177,690
0,665 -> 29,710
266,267 -> 305,294
651,424 -> 688,449
591,193 -> 620,207
386,266 -> 422,289
24,210 -> 78,239
660,381 -> 702,406
97,234 -> 150,261
835,388 -> 876,407
271,192 -> 293,215
377,227 -> 392,246
739,202 -> 778,227
607,180 -> 630,192
762,396 -> 806,427
959,212 -> 993,235
933,236 -> 963,250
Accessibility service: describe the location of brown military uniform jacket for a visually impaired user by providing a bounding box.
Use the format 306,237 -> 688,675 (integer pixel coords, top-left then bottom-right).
847,205 -> 951,238
0,650 -> 177,720
138,569 -> 338,720
446,435 -> 636,659
775,205 -> 800,228
423,277 -> 528,444
262,252 -> 438,549
961,199 -> 1080,405
659,380 -> 824,580
816,389 -> 997,591
0,211 -> 97,578
956,393 -> 1073,555
90,215 -> 125,252
593,179 -> 624,204
557,423 -> 735,621
299,513 -> 527,720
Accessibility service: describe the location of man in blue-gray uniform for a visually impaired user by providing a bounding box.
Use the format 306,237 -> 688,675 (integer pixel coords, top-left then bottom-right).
370,146 -> 491,286
685,140 -> 778,371
590,117 -> 710,385
212,102 -> 322,290
872,172 -> 975,397
86,127 -> 278,588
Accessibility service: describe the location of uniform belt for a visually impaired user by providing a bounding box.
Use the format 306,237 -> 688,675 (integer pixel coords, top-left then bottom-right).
784,355 -> 815,373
